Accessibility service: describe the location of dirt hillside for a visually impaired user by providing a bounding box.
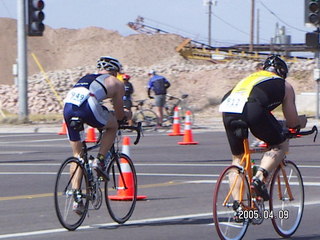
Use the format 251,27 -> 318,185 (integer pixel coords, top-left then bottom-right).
0,17 -> 316,122
0,17 -> 187,84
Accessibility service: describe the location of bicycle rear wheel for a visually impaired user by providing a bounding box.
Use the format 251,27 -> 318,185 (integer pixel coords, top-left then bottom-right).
54,157 -> 89,231
213,165 -> 251,240
269,160 -> 304,238
132,109 -> 158,127
105,153 -> 137,223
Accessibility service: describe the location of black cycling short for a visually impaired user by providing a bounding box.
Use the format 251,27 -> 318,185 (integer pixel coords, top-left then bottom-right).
123,99 -> 132,110
223,101 -> 285,155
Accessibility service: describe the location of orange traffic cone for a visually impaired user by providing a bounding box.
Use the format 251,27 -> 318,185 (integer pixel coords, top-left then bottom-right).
122,136 -> 131,156
168,107 -> 184,136
108,136 -> 147,201
58,121 -> 67,135
178,110 -> 198,145
85,127 -> 96,143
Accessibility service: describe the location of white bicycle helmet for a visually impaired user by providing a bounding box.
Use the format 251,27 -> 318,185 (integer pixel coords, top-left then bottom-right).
97,56 -> 122,72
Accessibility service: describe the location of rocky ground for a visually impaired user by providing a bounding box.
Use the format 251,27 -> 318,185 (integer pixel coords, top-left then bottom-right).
0,18 -> 316,124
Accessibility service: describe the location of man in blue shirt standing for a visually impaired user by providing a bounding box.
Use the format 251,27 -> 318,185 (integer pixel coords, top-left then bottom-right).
147,70 -> 171,126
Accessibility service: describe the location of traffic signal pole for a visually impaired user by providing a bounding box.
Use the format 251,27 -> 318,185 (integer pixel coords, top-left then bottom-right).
17,0 -> 28,122
315,28 -> 320,119
305,0 -> 320,119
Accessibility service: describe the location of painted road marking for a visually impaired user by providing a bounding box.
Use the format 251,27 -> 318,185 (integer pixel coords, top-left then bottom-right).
0,213 -> 211,239
1,199 -> 320,239
1,162 -> 320,168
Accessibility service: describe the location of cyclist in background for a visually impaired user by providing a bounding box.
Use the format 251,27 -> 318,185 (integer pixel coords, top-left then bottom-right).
147,70 -> 171,127
122,74 -> 134,126
219,55 -> 307,201
63,56 -> 132,181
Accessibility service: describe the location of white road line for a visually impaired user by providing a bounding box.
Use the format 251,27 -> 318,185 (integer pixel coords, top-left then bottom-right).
0,138 -> 66,144
0,163 -> 230,167
1,171 -> 320,186
0,163 -> 61,166
1,162 -> 320,168
0,151 -> 40,155
0,172 -> 58,175
0,133 -> 50,138
0,172 -> 218,177
1,199 -> 320,239
0,212 -> 210,239
186,179 -> 320,186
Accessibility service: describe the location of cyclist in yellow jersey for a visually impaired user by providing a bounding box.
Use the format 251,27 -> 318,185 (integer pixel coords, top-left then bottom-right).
219,55 -> 307,201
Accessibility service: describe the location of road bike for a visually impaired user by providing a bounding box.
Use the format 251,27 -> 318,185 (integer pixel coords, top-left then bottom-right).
213,119 -> 318,240
162,94 -> 195,125
132,99 -> 158,128
54,118 -> 142,231
132,94 -> 195,128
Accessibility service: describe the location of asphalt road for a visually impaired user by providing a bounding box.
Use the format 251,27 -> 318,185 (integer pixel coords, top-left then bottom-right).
0,128 -> 320,240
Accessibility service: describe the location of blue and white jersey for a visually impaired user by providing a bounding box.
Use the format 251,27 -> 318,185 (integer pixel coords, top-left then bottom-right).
64,74 -> 109,106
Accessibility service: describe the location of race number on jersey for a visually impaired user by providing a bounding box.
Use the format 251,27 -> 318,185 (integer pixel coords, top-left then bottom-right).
64,87 -> 90,107
219,92 -> 247,113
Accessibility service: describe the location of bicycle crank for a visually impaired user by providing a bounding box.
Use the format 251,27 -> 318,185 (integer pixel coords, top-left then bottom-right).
251,198 -> 265,225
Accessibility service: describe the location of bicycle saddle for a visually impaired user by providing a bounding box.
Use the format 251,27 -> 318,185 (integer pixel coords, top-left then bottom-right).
229,120 -> 249,139
69,117 -> 84,131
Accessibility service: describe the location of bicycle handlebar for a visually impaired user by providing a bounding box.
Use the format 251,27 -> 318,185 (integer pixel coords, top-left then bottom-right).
96,122 -> 142,146
166,94 -> 189,100
119,122 -> 142,145
133,99 -> 149,106
286,125 -> 318,142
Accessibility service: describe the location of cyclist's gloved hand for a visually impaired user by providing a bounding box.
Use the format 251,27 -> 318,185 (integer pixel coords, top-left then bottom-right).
289,125 -> 301,134
117,117 -> 128,127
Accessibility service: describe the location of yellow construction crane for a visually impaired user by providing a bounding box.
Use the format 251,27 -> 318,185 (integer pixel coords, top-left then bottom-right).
128,16 -> 311,61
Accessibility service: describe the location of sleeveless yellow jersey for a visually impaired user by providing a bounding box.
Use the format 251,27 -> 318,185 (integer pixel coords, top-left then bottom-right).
219,71 -> 278,113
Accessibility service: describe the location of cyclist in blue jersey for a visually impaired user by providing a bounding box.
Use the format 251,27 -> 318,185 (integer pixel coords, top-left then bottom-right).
147,70 -> 170,126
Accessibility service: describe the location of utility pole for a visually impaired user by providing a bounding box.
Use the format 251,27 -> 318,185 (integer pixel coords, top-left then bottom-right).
250,0 -> 255,52
204,0 -> 215,46
256,8 -> 260,44
17,0 -> 28,122
208,0 -> 212,46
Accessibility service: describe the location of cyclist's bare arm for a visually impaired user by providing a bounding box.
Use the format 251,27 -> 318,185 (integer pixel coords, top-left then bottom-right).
105,76 -> 128,121
282,81 -> 307,128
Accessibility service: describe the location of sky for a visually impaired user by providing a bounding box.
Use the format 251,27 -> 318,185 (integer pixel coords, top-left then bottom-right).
0,0 -> 315,56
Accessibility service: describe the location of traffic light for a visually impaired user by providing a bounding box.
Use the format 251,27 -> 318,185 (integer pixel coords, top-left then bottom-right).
305,0 -> 320,26
27,0 -> 45,36
306,31 -> 320,48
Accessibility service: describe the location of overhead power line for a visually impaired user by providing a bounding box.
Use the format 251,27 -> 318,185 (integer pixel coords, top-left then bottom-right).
0,0 -> 13,17
259,0 -> 307,33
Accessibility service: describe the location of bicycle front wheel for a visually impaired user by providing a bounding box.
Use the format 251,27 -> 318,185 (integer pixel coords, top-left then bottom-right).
213,165 -> 251,240
54,157 -> 90,231
105,153 -> 137,223
269,160 -> 304,238
132,109 -> 158,127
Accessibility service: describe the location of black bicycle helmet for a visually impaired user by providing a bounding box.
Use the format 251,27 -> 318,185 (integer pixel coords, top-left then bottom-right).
97,56 -> 122,72
263,55 -> 288,79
